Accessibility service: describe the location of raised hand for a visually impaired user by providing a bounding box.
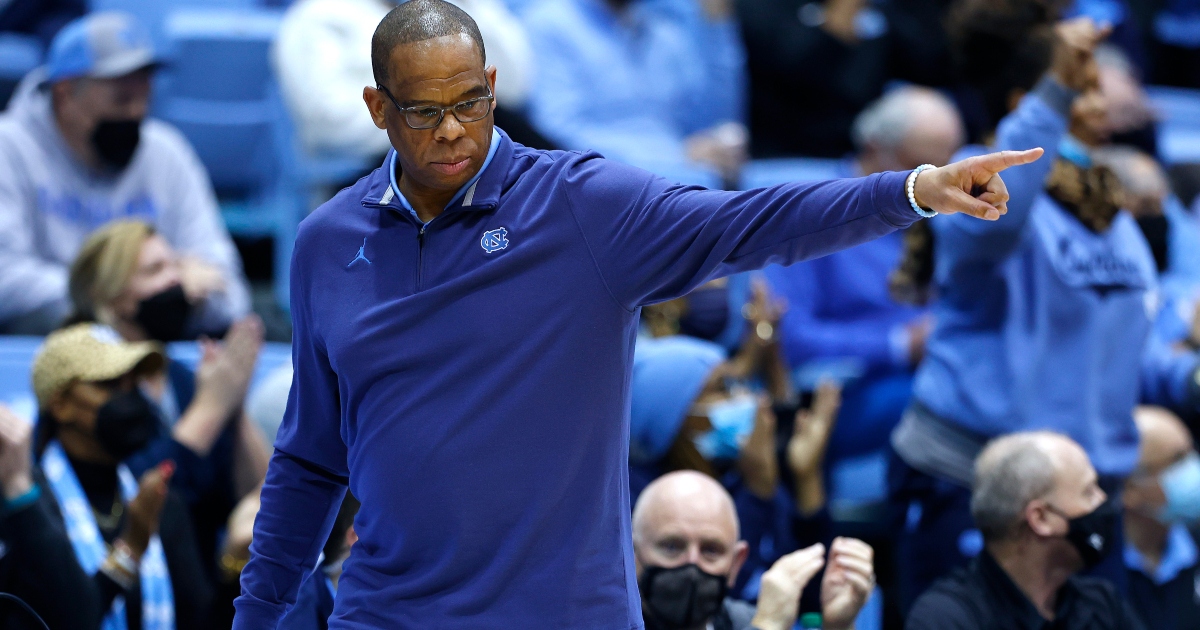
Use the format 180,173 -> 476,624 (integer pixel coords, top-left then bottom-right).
179,256 -> 227,304
788,382 -> 841,515
737,396 -> 779,500
1050,18 -> 1111,93
821,537 -> 876,630
787,382 -> 841,481
194,315 -> 265,420
913,148 -> 1045,220
121,461 -> 174,559
176,315 -> 264,456
749,543 -> 827,630
0,405 -> 34,501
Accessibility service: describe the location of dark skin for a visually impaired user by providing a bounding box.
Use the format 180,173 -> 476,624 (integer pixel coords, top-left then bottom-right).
364,31 -> 1044,224
46,372 -> 173,560
363,34 -> 497,224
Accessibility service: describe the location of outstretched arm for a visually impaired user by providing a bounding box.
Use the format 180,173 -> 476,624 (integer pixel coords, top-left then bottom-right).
566,147 -> 1041,310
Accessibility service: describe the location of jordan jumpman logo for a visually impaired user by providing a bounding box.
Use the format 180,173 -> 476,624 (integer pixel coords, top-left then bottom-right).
347,238 -> 371,268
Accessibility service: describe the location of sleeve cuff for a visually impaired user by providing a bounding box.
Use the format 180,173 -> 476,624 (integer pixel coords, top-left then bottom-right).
875,170 -> 924,228
2,483 -> 41,515
1031,76 -> 1079,119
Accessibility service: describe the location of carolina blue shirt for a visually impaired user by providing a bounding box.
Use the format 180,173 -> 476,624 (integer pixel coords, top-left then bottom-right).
234,128 -> 919,629
910,83 -> 1199,476
523,0 -> 744,185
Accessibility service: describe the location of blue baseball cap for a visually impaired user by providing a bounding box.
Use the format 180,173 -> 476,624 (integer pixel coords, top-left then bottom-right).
44,11 -> 158,84
629,336 -> 726,465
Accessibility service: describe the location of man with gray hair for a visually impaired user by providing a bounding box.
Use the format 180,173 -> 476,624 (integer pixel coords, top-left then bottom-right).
765,86 -> 964,471
906,431 -> 1144,629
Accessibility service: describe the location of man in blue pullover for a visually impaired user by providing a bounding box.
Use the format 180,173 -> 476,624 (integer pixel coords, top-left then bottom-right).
233,1 -> 1039,627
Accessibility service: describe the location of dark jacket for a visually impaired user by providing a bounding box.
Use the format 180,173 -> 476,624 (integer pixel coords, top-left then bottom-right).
907,550 -> 1147,630
0,466 -> 214,630
1126,525 -> 1200,630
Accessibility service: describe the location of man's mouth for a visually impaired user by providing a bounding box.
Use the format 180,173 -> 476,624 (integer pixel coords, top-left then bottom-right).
430,158 -> 471,176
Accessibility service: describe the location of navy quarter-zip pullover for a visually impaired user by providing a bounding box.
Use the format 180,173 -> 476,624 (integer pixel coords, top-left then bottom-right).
235,129 -> 919,629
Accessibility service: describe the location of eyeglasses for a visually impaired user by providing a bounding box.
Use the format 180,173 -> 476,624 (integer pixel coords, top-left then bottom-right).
377,85 -> 494,130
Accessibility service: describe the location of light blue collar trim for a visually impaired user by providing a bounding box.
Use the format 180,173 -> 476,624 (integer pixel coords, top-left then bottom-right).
387,129 -> 499,224
1124,522 -> 1199,586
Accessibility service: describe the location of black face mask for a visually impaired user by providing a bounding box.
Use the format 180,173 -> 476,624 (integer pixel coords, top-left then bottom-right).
90,119 -> 142,170
1055,498 -> 1120,569
1136,215 -> 1170,274
678,285 -> 730,342
639,564 -> 727,630
95,389 -> 161,461
135,284 -> 193,342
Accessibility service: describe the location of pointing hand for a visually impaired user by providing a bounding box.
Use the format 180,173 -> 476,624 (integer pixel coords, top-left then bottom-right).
912,148 -> 1045,221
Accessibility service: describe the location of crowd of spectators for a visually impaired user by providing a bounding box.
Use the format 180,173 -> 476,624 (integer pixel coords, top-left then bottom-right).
3,0 -> 1200,628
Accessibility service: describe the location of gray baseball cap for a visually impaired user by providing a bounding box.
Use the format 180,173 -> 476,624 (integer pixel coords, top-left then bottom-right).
44,11 -> 159,84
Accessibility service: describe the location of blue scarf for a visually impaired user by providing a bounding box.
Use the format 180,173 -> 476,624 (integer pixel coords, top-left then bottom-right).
41,441 -> 175,630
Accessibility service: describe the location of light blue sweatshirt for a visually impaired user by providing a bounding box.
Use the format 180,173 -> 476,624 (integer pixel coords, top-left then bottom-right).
904,79 -> 1199,478
523,0 -> 745,184
0,68 -> 250,331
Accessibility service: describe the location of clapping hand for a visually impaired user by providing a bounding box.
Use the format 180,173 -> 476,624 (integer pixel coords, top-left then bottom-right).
787,382 -> 841,515
0,405 -> 34,501
737,396 -> 779,500
179,256 -> 226,304
821,538 -> 877,630
194,315 -> 265,421
176,315 -> 264,456
122,461 -> 175,560
749,543 -> 827,630
912,148 -> 1045,220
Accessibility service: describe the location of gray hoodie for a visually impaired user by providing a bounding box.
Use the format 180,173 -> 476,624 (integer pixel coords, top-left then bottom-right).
0,68 -> 250,332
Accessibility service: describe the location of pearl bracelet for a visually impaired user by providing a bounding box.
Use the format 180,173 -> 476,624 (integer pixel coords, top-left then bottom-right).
906,164 -> 938,218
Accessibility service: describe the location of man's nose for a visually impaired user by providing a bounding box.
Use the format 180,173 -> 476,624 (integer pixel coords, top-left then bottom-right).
684,545 -> 703,566
434,111 -> 466,142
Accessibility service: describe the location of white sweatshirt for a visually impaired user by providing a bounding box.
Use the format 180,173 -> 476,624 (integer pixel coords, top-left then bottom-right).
0,69 -> 251,331
273,0 -> 535,158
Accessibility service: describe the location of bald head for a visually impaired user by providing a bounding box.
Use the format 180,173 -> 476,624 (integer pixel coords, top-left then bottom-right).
1092,146 -> 1168,217
633,471 -> 739,543
1134,406 -> 1193,477
632,471 -> 748,585
971,431 -> 1095,542
371,0 -> 486,86
853,86 -> 965,172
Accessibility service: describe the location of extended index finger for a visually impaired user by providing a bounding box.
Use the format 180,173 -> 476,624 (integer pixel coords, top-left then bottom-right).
972,148 -> 1044,175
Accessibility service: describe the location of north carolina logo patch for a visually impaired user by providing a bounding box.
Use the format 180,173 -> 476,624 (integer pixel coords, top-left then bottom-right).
481,227 -> 509,254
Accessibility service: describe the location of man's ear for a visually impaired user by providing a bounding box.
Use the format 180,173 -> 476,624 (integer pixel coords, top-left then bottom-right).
364,86 -> 388,130
728,540 -> 750,588
486,65 -> 498,109
1025,499 -> 1058,538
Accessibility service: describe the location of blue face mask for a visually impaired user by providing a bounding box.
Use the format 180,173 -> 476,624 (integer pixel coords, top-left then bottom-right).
692,394 -> 757,461
1159,452 -> 1200,525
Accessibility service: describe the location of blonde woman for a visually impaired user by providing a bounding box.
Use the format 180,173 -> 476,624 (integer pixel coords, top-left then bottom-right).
68,220 -> 270,599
